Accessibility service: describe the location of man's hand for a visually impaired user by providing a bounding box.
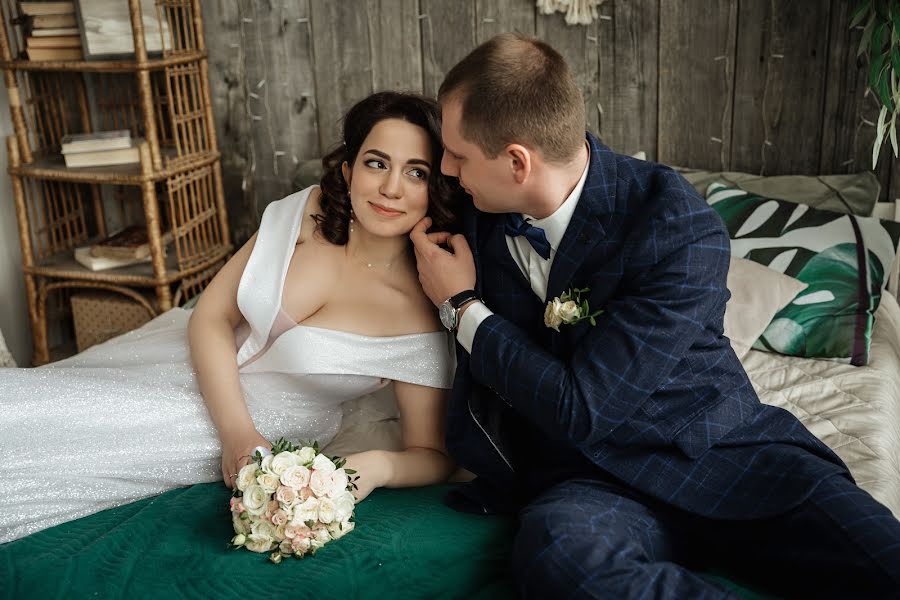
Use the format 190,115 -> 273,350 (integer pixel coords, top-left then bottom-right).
410,217 -> 476,307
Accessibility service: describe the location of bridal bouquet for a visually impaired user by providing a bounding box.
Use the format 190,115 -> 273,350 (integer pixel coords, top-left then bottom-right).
229,438 -> 357,563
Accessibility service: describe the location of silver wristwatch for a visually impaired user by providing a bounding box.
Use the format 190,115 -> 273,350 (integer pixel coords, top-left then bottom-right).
439,289 -> 480,332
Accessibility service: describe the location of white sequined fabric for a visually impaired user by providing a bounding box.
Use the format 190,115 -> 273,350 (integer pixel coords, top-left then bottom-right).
0,187 -> 453,544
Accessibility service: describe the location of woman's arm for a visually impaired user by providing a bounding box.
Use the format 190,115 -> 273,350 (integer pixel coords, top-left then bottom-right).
343,380 -> 456,501
188,232 -> 271,487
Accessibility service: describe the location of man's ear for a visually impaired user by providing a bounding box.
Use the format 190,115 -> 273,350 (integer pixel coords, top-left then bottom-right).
507,144 -> 531,184
341,161 -> 351,186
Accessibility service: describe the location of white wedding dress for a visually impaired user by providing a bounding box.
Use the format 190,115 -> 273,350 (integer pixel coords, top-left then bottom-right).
0,186 -> 454,544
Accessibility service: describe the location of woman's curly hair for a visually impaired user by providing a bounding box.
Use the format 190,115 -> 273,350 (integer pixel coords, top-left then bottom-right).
315,91 -> 460,245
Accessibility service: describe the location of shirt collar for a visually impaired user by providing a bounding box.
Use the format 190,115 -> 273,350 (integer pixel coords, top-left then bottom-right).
524,142 -> 590,252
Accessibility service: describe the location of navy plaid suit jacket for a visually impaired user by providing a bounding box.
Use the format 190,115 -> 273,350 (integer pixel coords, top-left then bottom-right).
445,133 -> 851,520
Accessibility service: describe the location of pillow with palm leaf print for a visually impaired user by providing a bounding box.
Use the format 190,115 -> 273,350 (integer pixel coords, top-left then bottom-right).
706,182 -> 900,365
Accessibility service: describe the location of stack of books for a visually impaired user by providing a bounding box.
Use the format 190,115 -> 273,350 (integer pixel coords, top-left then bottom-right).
60,130 -> 141,168
20,1 -> 82,61
75,225 -> 173,271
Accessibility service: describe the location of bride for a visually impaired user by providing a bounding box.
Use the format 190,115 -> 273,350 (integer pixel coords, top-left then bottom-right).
0,91 -> 461,544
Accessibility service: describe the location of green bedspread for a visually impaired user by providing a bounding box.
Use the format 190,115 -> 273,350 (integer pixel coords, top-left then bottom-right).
1,484 -> 774,599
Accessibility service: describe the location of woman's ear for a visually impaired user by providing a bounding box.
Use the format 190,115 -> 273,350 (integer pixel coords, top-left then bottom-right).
341,161 -> 351,187
507,144 -> 531,184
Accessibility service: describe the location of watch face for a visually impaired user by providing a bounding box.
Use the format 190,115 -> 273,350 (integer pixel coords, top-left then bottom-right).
439,302 -> 455,330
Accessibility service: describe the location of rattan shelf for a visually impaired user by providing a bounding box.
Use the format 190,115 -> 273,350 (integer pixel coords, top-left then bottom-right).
25,243 -> 229,286
0,51 -> 207,73
9,149 -> 220,185
0,0 -> 231,365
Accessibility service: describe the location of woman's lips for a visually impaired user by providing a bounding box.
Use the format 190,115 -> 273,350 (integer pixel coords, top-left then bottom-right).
369,202 -> 404,217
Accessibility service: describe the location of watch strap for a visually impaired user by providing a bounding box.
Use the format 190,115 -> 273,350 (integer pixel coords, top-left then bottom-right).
448,289 -> 479,309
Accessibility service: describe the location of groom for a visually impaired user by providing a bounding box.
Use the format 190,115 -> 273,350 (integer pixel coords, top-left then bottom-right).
411,33 -> 900,599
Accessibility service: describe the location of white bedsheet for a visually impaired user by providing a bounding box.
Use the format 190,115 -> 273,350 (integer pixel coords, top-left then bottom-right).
741,292 -> 900,519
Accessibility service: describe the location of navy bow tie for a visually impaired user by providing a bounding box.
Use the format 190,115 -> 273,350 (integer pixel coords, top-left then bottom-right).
505,213 -> 551,260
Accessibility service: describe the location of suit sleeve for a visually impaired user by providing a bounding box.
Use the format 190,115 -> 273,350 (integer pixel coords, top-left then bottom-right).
468,199 -> 731,450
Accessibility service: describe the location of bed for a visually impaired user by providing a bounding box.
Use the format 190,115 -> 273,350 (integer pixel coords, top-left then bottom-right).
2,171 -> 899,600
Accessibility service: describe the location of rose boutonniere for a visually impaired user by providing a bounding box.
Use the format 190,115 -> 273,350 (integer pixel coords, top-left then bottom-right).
544,287 -> 604,332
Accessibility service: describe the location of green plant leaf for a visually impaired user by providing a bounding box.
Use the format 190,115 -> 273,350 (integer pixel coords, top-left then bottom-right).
850,0 -> 871,29
890,113 -> 899,157
859,12 -> 876,56
874,105 -> 888,168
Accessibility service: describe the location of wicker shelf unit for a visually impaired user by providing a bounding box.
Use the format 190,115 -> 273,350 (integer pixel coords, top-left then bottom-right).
0,0 -> 231,365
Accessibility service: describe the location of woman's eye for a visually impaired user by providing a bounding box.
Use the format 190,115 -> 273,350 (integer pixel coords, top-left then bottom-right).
408,168 -> 428,180
364,159 -> 386,169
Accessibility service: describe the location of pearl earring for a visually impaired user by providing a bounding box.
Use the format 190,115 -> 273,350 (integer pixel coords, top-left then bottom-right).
349,206 -> 355,234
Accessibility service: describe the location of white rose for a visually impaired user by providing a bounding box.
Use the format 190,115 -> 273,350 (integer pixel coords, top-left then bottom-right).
292,536 -> 312,555
544,299 -> 564,331
279,539 -> 293,555
236,463 -> 259,492
292,497 -> 320,524
256,472 -> 280,494
275,485 -> 298,507
326,469 -> 349,498
281,465 -> 311,490
557,300 -> 581,324
270,451 -> 298,476
251,520 -> 278,541
245,533 -> 274,553
309,469 -> 330,497
295,447 -> 316,465
327,520 -> 355,540
232,512 -> 251,535
333,491 -> 356,523
311,453 -> 336,476
241,484 -> 268,516
312,526 -> 331,543
260,454 -> 274,473
317,497 -> 336,524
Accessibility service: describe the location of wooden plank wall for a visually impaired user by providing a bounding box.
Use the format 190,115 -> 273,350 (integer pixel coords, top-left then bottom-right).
202,0 -> 900,243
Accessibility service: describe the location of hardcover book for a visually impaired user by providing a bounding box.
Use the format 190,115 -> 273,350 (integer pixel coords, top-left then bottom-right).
62,137 -> 140,167
19,2 -> 75,16
60,129 -> 131,154
26,45 -> 82,60
88,225 -> 172,261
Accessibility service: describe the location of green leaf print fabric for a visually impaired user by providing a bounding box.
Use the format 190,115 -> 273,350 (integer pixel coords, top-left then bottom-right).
706,183 -> 900,365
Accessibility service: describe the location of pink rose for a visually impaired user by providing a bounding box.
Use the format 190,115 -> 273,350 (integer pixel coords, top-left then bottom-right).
299,486 -> 313,501
229,497 -> 245,514
292,536 -> 311,554
275,485 -> 297,505
284,523 -> 310,540
271,509 -> 289,527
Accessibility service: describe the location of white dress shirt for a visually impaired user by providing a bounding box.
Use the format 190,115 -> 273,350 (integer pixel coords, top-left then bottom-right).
457,148 -> 590,353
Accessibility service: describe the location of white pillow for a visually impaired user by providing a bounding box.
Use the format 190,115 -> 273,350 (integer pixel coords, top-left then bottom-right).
725,257 -> 808,359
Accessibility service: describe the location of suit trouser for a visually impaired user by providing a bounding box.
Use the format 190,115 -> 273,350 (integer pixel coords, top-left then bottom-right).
510,474 -> 900,599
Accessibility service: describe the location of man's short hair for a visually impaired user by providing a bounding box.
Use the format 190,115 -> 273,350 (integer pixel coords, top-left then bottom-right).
438,32 -> 586,164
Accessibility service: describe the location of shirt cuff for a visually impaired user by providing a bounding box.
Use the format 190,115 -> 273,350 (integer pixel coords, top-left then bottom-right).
456,301 -> 492,353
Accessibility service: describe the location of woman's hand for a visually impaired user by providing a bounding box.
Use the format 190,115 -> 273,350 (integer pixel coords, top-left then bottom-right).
220,428 -> 271,489
341,450 -> 391,503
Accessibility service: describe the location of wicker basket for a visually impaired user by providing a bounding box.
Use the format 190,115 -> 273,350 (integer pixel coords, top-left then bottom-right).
71,292 -> 153,352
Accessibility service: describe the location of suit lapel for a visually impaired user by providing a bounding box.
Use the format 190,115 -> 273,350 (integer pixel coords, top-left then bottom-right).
546,133 -> 616,301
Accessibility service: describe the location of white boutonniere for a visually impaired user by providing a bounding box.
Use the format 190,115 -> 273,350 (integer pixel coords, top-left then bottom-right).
544,287 -> 604,331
